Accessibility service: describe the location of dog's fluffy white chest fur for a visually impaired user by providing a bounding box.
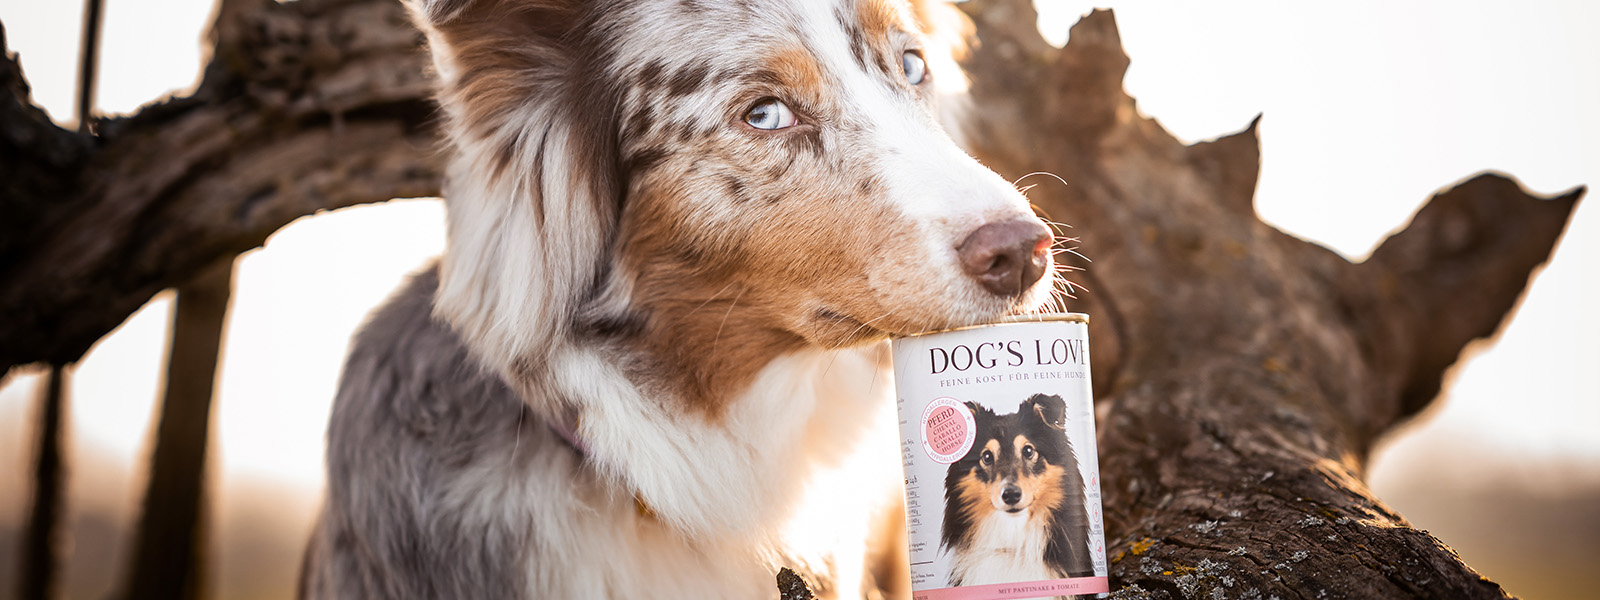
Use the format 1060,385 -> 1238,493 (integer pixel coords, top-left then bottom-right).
949,510 -> 1056,586
505,345 -> 903,598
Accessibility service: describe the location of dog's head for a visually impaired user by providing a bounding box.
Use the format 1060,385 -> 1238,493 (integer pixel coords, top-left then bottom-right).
411,0 -> 1057,397
948,395 -> 1073,521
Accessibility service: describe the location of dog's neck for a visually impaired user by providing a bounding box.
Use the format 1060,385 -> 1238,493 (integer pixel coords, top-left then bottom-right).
950,509 -> 1059,585
626,301 -> 810,417
536,331 -> 892,542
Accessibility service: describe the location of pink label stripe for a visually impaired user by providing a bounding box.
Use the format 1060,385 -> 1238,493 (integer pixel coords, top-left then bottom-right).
913,577 -> 1110,600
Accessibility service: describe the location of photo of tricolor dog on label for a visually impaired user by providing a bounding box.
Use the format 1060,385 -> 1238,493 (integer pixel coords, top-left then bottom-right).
893,314 -> 1108,600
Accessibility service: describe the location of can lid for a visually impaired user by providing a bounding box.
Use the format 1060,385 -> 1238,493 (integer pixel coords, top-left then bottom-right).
894,312 -> 1089,339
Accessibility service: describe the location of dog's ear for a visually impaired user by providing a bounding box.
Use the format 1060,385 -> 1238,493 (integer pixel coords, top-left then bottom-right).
904,0 -> 975,143
1023,394 -> 1067,430
410,0 -> 624,391
964,401 -> 1003,431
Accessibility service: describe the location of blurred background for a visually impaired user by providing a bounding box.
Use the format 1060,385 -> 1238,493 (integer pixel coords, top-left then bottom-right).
0,0 -> 1594,598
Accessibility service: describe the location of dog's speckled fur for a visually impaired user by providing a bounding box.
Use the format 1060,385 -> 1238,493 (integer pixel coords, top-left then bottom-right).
300,1 -> 1055,597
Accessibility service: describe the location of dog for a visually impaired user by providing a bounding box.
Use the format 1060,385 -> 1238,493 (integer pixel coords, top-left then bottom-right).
298,0 -> 1059,598
941,395 -> 1094,589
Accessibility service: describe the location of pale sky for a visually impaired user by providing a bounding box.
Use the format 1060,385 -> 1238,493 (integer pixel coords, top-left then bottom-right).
0,0 -> 1595,587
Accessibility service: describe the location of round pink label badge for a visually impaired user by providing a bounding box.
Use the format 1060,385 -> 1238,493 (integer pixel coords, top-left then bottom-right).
920,397 -> 976,464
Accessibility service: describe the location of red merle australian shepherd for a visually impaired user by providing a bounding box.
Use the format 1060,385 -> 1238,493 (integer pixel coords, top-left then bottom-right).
299,0 -> 1060,598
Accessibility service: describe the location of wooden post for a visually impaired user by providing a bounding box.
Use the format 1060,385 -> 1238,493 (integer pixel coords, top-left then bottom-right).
17,366 -> 68,600
16,0 -> 104,596
121,258 -> 235,600
75,0 -> 103,134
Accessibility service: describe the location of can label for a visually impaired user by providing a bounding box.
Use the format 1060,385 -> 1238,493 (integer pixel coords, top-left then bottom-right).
892,315 -> 1108,599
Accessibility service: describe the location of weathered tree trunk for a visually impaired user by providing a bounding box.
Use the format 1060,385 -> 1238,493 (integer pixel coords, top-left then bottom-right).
0,0 -> 1582,598
954,2 -> 1582,598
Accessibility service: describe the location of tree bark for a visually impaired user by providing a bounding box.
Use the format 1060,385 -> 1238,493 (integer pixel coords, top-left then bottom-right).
954,2 -> 1583,598
0,0 -> 443,372
0,1 -> 1584,598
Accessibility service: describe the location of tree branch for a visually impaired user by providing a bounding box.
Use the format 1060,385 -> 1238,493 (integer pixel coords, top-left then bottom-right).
955,2 -> 1581,598
1354,174 -> 1584,420
0,0 -> 443,372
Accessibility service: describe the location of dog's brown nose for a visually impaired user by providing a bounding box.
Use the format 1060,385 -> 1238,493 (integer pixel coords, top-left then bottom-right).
957,219 -> 1052,297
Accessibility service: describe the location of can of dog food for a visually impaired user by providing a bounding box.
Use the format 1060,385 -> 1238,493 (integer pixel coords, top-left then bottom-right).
892,313 -> 1108,599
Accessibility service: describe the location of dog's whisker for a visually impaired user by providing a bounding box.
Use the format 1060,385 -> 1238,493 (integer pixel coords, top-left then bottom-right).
832,311 -> 856,330
1011,170 -> 1070,190
823,312 -> 894,382
1049,243 -> 1091,263
1047,262 -> 1085,300
1053,286 -> 1076,306
711,287 -> 745,357
845,312 -> 893,341
509,404 -> 526,467
1052,257 -> 1076,268
822,311 -> 858,353
689,280 -> 741,315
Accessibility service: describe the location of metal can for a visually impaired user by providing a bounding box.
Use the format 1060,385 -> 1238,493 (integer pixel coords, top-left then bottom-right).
892,313 -> 1108,599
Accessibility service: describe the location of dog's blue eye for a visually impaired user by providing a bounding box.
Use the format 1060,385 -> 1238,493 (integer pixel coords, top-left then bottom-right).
901,51 -> 926,85
744,98 -> 798,130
